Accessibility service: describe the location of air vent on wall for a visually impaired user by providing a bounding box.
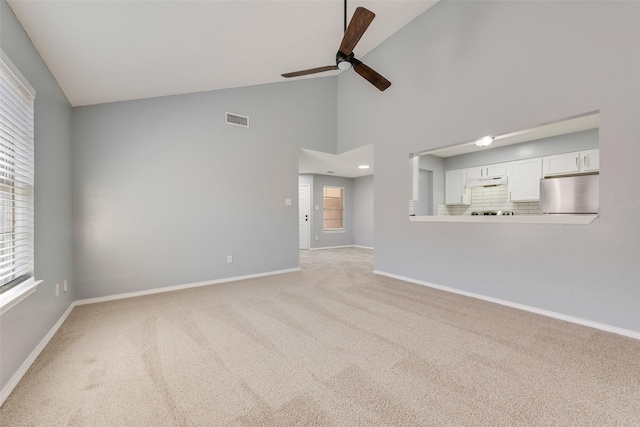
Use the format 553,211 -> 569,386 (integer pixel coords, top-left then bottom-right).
225,112 -> 249,128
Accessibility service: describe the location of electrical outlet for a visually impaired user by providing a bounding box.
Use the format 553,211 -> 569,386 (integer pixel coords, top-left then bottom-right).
63,280 -> 68,292
55,283 -> 60,297
315,236 -> 318,241
285,198 -> 292,205
227,255 -> 233,263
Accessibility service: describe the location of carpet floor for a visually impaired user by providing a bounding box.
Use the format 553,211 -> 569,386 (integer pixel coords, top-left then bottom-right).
1,248 -> 639,425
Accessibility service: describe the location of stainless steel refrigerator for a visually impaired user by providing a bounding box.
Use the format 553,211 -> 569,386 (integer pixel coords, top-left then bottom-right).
539,174 -> 599,214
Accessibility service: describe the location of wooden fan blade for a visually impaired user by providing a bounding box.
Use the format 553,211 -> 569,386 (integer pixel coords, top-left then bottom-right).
282,66 -> 338,78
353,61 -> 391,91
339,7 -> 375,56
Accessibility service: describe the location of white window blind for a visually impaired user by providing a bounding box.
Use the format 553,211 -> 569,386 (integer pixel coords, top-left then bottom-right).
0,55 -> 35,294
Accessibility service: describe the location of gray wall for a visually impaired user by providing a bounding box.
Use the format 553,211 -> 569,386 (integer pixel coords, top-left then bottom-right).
413,170 -> 433,216
299,173 -> 373,249
307,174 -> 354,249
419,154 -> 445,208
443,128 -> 599,171
337,1 -> 640,332
353,175 -> 374,248
73,78 -> 338,299
0,0 -> 74,390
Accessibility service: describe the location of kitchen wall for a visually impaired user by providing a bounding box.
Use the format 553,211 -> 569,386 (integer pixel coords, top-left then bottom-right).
337,1 -> 640,333
73,77 -> 338,300
443,128 -> 599,171
437,186 -> 539,216
429,129 -> 598,216
0,0 -> 74,392
419,154 -> 445,208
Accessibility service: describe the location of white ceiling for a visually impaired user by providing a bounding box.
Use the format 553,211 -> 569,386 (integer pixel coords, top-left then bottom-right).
7,0 -> 438,107
424,112 -> 600,158
299,144 -> 373,178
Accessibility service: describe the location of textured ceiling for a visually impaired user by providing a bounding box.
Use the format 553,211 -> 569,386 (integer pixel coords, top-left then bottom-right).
8,0 -> 438,107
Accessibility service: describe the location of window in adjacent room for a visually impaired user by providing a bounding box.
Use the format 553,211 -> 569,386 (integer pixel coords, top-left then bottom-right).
323,186 -> 344,231
0,52 -> 36,299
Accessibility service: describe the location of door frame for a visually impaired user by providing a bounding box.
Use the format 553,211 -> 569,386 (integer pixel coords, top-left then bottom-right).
298,184 -> 311,250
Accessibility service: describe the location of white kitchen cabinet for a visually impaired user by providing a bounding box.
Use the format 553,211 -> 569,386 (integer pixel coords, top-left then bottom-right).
508,158 -> 543,202
466,163 -> 507,179
543,149 -> 599,177
445,169 -> 471,205
581,149 -> 600,172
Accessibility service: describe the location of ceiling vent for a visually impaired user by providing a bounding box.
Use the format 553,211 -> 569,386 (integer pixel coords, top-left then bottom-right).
225,112 -> 249,128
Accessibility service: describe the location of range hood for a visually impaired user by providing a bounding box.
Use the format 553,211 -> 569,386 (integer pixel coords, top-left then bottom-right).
466,176 -> 508,188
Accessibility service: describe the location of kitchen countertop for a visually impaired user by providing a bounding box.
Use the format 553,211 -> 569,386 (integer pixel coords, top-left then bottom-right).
410,214 -> 598,225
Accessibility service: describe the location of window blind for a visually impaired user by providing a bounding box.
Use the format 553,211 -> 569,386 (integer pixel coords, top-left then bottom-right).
0,56 -> 35,293
323,187 -> 344,230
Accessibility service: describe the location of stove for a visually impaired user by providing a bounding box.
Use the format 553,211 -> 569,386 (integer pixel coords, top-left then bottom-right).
471,210 -> 514,216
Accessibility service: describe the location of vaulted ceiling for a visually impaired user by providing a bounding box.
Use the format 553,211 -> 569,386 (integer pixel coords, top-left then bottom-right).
8,0 -> 438,107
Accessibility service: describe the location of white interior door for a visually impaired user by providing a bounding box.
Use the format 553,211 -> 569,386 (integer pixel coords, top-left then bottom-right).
298,184 -> 310,249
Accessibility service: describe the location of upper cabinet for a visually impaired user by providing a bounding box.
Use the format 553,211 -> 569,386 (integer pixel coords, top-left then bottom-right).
445,169 -> 471,205
508,158 -> 542,202
466,163 -> 508,179
543,149 -> 599,177
580,149 -> 600,172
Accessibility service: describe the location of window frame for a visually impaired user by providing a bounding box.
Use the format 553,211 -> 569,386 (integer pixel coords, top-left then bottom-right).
322,186 -> 345,233
0,49 -> 40,315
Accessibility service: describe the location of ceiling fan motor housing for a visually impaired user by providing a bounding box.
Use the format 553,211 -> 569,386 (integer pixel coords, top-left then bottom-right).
336,51 -> 354,69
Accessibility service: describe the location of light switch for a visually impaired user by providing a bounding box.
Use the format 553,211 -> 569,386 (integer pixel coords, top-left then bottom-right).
285,199 -> 292,205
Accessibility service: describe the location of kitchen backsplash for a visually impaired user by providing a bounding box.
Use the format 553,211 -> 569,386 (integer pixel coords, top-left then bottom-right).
438,185 -> 540,215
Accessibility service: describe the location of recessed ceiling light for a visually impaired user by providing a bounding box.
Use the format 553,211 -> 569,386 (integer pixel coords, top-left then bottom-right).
327,171 -> 334,174
358,164 -> 370,169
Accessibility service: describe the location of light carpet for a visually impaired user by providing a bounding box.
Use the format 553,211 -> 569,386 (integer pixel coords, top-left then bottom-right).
1,248 -> 639,425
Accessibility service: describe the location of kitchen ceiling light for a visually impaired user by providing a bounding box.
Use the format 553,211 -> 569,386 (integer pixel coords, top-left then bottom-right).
475,136 -> 494,147
358,164 -> 370,169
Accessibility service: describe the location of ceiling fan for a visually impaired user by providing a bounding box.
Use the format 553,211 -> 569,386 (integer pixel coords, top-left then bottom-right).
281,1 -> 391,91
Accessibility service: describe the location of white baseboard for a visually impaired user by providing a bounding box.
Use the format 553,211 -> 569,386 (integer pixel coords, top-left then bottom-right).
309,245 -> 374,251
0,302 -> 76,406
374,270 -> 640,341
75,267 -> 300,306
309,245 -> 352,251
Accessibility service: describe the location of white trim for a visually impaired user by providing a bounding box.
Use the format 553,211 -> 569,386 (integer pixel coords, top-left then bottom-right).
309,245 -> 373,251
75,268 -> 300,305
0,279 -> 42,316
0,49 -> 36,97
373,270 -> 640,341
410,214 -> 598,225
309,245 -> 353,251
322,185 -> 345,232
323,229 -> 345,234
299,184 -> 311,250
0,302 -> 75,406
